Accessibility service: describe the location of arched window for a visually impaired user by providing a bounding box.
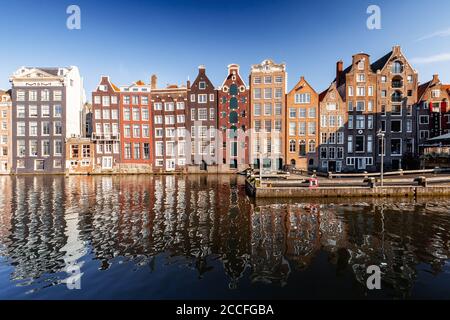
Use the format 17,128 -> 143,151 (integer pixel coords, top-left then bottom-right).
289,140 -> 296,153
229,111 -> 238,124
230,84 -> 238,96
309,140 -> 316,153
392,61 -> 403,74
230,97 -> 238,109
299,140 -> 306,156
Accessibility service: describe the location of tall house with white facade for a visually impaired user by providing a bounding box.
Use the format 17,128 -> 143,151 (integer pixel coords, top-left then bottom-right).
10,67 -> 84,173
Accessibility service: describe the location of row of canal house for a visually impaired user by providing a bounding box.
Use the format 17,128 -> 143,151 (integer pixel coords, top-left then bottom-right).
3,45 -> 450,174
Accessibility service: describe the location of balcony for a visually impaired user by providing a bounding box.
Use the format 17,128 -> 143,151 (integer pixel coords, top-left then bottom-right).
92,133 -> 120,141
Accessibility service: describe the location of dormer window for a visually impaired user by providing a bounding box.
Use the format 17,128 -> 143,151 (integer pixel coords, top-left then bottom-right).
432,90 -> 440,98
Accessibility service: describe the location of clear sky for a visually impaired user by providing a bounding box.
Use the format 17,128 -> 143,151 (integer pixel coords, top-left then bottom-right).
1,0 -> 450,100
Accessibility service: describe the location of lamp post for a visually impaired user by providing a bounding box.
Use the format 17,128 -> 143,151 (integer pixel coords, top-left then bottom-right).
377,130 -> 385,187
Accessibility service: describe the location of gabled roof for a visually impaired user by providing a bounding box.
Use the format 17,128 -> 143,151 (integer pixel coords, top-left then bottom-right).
288,77 -> 317,95
418,80 -> 432,102
370,51 -> 393,72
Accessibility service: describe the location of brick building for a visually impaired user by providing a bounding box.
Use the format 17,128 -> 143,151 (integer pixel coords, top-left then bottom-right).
187,66 -> 218,172
151,75 -> 189,172
0,90 -> 11,173
119,80 -> 153,172
218,64 -> 250,172
249,59 -> 286,171
285,76 -> 318,170
92,76 -> 121,172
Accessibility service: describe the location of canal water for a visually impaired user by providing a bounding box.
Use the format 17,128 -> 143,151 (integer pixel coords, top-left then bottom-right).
0,175 -> 449,300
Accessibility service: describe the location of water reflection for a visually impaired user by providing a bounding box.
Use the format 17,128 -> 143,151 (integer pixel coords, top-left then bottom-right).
0,175 -> 449,299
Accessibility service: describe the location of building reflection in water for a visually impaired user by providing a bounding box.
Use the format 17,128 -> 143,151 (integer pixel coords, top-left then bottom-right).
0,175 -> 449,298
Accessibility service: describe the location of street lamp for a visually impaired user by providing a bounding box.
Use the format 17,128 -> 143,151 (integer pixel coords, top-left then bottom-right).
377,130 -> 385,187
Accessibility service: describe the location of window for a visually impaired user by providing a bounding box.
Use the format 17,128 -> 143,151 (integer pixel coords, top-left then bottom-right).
295,93 -> 310,104
355,136 -> 364,153
357,74 -> 365,82
254,77 -> 261,84
407,75 -> 413,83
199,81 -> 206,89
142,125 -> 149,138
368,115 -> 373,129
123,107 -> 130,120
133,125 -> 140,138
155,128 -> 163,137
177,114 -> 185,123
191,109 -> 196,121
392,61 -> 403,74
367,136 -> 373,153
16,91 -> 25,101
320,115 -> 327,127
103,109 -> 110,120
17,105 -> 25,118
326,103 -> 337,111
134,143 -> 140,159
154,102 -> 162,110
309,140 -> 316,153
320,147 -> 327,159
103,96 -> 110,106
321,133 -> 327,144
289,140 -> 296,153
165,102 -> 174,111
308,122 -> 316,135
348,86 -> 354,96
356,115 -> 365,129
308,107 -> 316,118
348,115 -> 354,129
54,140 -> 63,156
198,108 -> 207,120
124,143 -> 131,159
53,91 -> 62,101
328,132 -> 336,144
264,103 -> 272,116
337,132 -> 344,144
348,101 -> 353,111
54,105 -> 62,117
275,76 -> 283,83
264,88 -> 272,99
253,88 -> 261,99
17,122 -> 25,136
154,115 -> 162,124
165,115 -> 175,125
419,115 -> 429,124
299,141 -> 306,156
299,108 -> 306,118
254,103 -> 261,116
41,90 -> 50,101
391,120 -> 402,133
54,121 -> 62,135
289,122 -> 296,136
420,130 -> 429,140
198,94 -> 207,103
264,76 -> 272,84
357,87 -> 365,97
368,86 -> 373,96
29,105 -> 38,117
29,122 -> 38,136
299,122 -> 306,135
42,140 -> 50,156
275,103 -> 282,116
356,101 -> 365,111
35,160 -> 44,171
391,138 -> 402,155
29,90 -> 37,101
289,108 -> 296,118
132,108 -> 140,121
337,147 -> 344,159
275,88 -> 282,99
406,119 -> 412,133
348,135 -> 353,153
368,100 -> 374,112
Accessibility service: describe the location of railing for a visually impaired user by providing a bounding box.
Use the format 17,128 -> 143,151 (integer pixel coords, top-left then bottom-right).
391,96 -> 403,103
92,133 -> 120,141
327,168 -> 450,179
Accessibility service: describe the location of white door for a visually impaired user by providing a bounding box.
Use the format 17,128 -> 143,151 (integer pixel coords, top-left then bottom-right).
102,157 -> 113,169
166,159 -> 175,171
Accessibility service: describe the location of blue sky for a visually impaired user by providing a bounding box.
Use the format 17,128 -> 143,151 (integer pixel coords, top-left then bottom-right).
1,0 -> 450,100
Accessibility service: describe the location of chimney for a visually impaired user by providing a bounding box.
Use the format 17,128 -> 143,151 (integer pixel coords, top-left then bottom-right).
187,80 -> 191,89
150,74 -> 157,89
198,65 -> 206,74
336,60 -> 343,86
432,74 -> 440,83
